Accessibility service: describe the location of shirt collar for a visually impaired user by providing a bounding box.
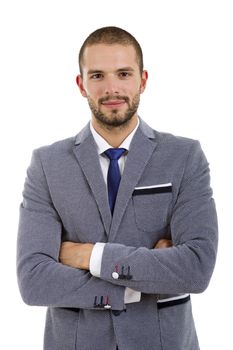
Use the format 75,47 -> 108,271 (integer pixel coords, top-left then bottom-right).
90,118 -> 140,155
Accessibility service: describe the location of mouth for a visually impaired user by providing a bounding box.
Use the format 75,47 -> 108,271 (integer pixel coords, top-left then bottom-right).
101,100 -> 126,108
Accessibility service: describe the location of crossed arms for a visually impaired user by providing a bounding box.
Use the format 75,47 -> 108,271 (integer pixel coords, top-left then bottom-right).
17,141 -> 218,309
59,239 -> 172,270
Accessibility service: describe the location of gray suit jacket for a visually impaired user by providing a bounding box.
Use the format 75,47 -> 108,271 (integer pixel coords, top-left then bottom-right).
17,119 -> 218,350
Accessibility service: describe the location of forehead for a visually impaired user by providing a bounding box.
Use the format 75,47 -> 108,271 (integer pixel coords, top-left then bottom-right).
82,44 -> 138,72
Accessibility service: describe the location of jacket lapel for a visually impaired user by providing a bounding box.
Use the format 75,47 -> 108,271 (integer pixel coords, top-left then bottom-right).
109,120 -> 158,241
72,120 -> 158,241
72,123 -> 112,236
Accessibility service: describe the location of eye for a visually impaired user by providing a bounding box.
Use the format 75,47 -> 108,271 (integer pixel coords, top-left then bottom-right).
119,72 -> 132,78
90,73 -> 103,80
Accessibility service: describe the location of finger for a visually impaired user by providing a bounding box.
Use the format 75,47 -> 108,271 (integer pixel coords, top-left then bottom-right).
154,239 -> 172,249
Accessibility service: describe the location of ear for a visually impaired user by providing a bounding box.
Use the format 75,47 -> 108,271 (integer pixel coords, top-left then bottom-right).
140,70 -> 148,94
76,75 -> 87,97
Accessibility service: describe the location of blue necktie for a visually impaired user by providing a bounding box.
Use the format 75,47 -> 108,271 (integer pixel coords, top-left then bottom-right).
104,148 -> 126,214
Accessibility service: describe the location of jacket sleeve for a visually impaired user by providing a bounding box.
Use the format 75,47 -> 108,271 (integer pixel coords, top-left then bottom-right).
17,149 -> 125,310
99,141 -> 218,294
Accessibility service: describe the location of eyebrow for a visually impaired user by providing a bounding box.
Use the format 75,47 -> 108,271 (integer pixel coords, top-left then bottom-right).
87,67 -> 135,75
117,67 -> 135,72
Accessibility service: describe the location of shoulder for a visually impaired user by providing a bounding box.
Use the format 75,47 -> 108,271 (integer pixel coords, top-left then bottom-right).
33,122 -> 90,160
152,130 -> 208,174
155,130 -> 200,150
140,119 -> 205,166
139,118 -> 199,151
33,136 -> 76,161
142,119 -> 201,153
155,130 -> 205,166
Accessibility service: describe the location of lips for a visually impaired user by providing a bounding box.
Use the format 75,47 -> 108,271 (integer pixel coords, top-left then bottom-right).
101,100 -> 126,107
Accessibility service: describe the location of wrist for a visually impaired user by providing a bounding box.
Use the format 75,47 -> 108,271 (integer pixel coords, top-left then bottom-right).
86,243 -> 94,270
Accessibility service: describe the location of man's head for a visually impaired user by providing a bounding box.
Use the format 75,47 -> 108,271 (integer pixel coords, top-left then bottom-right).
76,26 -> 148,129
78,26 -> 144,76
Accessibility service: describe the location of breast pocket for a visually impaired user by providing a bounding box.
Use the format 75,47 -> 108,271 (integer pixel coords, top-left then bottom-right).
132,184 -> 172,233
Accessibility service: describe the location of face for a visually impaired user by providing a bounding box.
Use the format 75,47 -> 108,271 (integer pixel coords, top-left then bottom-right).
77,44 -> 148,128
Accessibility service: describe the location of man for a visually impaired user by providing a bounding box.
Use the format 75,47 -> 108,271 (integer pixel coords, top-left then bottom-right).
17,26 -> 218,350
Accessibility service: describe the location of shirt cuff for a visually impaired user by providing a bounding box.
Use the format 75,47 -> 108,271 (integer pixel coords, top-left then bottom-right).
90,242 -> 106,277
124,288 -> 141,303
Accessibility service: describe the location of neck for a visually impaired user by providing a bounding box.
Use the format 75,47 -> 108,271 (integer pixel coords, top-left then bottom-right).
91,115 -> 139,148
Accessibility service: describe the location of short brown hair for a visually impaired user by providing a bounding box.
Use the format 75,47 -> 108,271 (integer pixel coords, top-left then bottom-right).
79,26 -> 143,76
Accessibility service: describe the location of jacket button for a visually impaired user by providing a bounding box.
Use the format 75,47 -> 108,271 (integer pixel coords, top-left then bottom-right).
112,272 -> 119,279
112,310 -> 121,316
112,309 -> 126,316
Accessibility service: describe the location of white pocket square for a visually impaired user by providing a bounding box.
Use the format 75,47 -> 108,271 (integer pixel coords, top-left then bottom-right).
133,183 -> 172,196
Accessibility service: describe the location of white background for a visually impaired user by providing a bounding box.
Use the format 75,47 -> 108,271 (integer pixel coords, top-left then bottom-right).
0,0 -> 232,348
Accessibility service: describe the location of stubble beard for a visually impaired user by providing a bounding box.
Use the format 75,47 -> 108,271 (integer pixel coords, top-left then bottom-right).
87,93 -> 140,130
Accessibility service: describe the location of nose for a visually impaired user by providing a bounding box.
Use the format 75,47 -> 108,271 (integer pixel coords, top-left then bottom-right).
103,76 -> 119,95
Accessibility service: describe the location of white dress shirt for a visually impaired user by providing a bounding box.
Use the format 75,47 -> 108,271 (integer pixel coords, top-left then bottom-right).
89,119 -> 141,304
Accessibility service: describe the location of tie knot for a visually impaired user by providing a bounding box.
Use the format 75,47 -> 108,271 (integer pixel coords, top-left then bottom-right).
104,148 -> 126,161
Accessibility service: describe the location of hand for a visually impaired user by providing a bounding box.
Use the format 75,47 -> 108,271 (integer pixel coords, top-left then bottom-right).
154,238 -> 173,249
59,242 -> 94,270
